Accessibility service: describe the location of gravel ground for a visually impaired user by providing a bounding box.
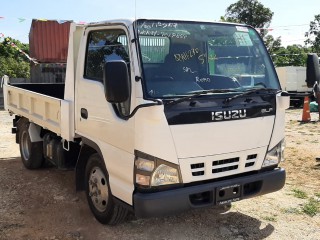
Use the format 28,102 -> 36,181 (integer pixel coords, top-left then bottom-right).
0,109 -> 319,240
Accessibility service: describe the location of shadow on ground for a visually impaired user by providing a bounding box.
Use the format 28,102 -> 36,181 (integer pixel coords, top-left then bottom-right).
0,158 -> 274,240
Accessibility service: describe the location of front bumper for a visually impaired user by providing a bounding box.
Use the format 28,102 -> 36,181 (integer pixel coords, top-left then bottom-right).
134,168 -> 285,218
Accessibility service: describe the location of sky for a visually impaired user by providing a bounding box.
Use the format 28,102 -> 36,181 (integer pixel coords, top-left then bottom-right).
0,0 -> 319,47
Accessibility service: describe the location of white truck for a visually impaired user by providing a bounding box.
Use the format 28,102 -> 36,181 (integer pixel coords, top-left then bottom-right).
276,66 -> 313,107
2,19 -> 289,225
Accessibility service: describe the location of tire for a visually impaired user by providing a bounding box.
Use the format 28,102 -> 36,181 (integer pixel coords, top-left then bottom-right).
18,121 -> 44,169
85,153 -> 128,225
292,100 -> 303,108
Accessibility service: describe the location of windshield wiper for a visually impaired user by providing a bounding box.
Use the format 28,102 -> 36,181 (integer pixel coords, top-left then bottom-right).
165,89 -> 238,106
223,88 -> 281,104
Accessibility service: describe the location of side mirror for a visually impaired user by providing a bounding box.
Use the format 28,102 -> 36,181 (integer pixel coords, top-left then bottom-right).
306,53 -> 320,88
103,60 -> 130,103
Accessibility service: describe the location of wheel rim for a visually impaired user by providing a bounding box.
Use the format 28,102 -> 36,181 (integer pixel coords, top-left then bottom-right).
88,166 -> 109,212
21,131 -> 30,161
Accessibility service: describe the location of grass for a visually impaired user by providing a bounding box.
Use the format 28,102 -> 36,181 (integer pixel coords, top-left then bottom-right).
302,198 -> 319,217
292,189 -> 308,199
262,215 -> 277,222
287,190 -> 319,217
282,207 -> 301,214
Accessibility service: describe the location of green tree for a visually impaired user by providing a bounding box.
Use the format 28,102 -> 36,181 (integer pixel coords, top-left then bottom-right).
305,14 -> 320,53
286,45 -> 308,66
0,57 -> 30,78
0,37 -> 30,78
264,35 -> 282,55
272,45 -> 310,67
223,0 -> 274,37
271,47 -> 289,67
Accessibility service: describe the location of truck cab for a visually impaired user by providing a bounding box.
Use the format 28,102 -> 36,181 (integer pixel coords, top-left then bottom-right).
3,19 -> 289,224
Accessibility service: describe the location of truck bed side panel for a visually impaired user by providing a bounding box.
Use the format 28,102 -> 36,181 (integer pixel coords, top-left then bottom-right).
11,83 -> 65,99
5,84 -> 62,135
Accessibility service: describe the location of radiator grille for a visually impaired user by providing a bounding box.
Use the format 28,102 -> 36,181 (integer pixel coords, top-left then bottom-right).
212,157 -> 239,173
212,157 -> 239,166
191,163 -> 205,176
212,165 -> 238,173
189,154 -> 258,177
245,154 -> 257,168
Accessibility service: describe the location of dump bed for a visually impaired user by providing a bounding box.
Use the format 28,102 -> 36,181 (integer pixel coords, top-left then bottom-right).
2,77 -> 72,140
2,23 -> 82,142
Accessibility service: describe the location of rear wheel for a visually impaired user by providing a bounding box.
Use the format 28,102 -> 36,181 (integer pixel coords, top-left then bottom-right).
18,121 -> 44,169
85,153 -> 128,225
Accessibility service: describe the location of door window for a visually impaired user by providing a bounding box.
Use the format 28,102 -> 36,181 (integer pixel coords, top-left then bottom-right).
84,29 -> 131,116
85,29 -> 129,81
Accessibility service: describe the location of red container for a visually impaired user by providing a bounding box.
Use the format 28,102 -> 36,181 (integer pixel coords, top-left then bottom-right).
29,20 -> 71,63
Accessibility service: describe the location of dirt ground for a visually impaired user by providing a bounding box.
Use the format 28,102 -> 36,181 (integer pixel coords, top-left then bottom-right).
0,109 -> 319,240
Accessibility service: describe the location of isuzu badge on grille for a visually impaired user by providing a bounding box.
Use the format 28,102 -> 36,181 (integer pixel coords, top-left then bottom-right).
212,109 -> 247,121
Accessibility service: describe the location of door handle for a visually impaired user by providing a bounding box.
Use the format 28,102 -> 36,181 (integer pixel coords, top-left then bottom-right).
81,108 -> 88,119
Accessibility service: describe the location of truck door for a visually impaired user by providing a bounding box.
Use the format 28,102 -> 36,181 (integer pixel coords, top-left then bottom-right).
75,26 -> 134,153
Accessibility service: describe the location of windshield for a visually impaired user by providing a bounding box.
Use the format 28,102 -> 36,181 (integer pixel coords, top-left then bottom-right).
136,20 -> 280,99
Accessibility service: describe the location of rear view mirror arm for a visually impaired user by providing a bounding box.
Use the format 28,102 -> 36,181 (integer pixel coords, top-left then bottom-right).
115,99 -> 163,120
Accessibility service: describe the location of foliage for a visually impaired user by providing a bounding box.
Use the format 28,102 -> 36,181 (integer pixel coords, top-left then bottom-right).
0,57 -> 30,78
223,0 -> 273,37
221,0 -> 277,57
302,198 -> 319,217
271,45 -> 310,67
221,0 -> 310,67
292,188 -> 308,199
0,37 -> 30,78
262,215 -> 277,222
305,14 -> 320,53
264,35 -> 281,55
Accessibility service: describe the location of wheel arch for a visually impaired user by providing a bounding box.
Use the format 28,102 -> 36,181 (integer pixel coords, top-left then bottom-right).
28,122 -> 43,142
75,137 -> 103,191
15,117 -> 43,143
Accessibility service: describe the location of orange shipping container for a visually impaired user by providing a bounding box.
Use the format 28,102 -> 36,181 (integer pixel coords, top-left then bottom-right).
29,20 -> 71,63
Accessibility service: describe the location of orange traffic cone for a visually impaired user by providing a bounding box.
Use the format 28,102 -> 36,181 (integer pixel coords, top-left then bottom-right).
301,96 -> 311,122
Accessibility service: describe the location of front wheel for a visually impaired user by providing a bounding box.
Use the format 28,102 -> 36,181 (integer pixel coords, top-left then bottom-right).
85,153 -> 128,225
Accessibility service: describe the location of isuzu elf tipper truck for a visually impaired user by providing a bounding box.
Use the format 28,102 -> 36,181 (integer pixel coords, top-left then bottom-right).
2,19 -> 289,224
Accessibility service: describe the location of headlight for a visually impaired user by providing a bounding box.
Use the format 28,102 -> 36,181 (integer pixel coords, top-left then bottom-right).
135,158 -> 155,172
134,151 -> 181,188
151,164 -> 180,186
262,139 -> 285,168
